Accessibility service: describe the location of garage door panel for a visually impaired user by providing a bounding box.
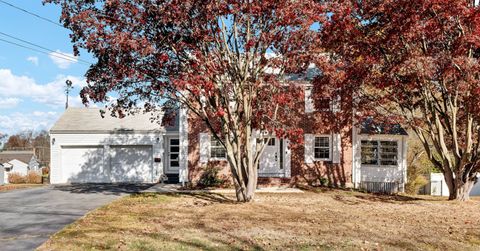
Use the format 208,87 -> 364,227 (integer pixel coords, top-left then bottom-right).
110,145 -> 153,183
61,146 -> 107,183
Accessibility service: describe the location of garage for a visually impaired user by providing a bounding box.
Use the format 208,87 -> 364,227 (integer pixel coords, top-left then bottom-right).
50,108 -> 168,184
61,146 -> 107,183
110,145 -> 153,183
50,107 -> 189,184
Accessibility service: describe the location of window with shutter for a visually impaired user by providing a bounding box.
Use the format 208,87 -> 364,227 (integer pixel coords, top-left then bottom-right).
314,136 -> 331,160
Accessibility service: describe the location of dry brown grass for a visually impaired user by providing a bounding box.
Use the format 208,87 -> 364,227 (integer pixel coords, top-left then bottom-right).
0,183 -> 44,192
38,189 -> 480,251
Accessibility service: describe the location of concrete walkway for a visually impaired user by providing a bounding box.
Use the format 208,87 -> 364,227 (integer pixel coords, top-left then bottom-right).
0,184 -> 152,251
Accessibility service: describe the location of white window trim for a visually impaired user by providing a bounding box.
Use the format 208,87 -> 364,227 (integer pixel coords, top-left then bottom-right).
209,137 -> 227,161
360,139 -> 399,168
314,134 -> 332,161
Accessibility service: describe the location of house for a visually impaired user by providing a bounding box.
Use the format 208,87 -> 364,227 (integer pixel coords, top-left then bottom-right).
0,164 -> 4,185
50,86 -> 408,193
0,151 -> 40,183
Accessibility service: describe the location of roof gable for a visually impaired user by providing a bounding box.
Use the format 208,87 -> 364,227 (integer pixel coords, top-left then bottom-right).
0,151 -> 34,164
50,108 -> 176,133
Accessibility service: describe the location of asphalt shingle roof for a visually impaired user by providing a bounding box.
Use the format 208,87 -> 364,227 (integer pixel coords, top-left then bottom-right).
0,151 -> 34,164
50,108 -> 175,133
360,118 -> 408,136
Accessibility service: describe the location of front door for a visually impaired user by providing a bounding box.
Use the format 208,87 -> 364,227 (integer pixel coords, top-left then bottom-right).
166,137 -> 180,174
259,138 -> 283,174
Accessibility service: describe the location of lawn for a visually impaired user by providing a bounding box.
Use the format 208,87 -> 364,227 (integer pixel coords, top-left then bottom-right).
0,183 -> 44,192
38,189 -> 480,251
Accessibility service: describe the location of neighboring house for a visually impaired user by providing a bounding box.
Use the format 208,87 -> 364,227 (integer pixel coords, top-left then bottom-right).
50,86 -> 408,193
0,164 -> 4,185
0,151 -> 40,183
424,173 -> 480,197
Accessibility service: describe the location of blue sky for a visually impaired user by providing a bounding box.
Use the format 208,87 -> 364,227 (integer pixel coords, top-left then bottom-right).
0,1 -> 94,135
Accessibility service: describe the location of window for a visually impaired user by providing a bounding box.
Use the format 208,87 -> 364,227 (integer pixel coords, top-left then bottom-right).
314,136 -> 330,160
267,138 -> 275,146
210,137 -> 227,159
317,97 -> 331,111
361,140 -> 398,166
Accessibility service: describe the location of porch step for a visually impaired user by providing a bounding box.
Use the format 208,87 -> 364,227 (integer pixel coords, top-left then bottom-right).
165,173 -> 180,184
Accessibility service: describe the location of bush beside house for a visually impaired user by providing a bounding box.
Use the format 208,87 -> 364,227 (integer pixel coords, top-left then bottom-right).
8,171 -> 42,184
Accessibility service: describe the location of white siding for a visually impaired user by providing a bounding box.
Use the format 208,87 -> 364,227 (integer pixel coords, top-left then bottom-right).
8,159 -> 29,176
353,132 -> 408,191
429,173 -> 480,197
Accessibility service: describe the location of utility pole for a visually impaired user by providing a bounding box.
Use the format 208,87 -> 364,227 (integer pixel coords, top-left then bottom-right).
65,79 -> 73,109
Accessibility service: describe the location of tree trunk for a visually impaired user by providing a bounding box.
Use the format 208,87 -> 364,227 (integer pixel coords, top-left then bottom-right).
444,170 -> 476,201
228,148 -> 258,203
231,161 -> 257,202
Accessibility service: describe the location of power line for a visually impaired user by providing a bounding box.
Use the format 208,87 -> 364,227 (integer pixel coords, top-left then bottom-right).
0,31 -> 93,64
0,37 -> 90,66
0,0 -> 65,29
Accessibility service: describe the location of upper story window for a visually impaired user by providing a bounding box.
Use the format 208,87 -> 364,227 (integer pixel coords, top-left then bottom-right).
314,136 -> 331,160
361,140 -> 398,166
305,86 -> 339,113
210,137 -> 227,159
316,97 -> 331,111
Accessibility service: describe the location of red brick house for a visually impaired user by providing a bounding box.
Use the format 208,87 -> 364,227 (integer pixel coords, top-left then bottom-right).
50,86 -> 407,193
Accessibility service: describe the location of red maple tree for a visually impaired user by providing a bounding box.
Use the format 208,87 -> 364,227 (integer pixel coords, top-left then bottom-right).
45,0 -> 323,202
315,0 -> 480,200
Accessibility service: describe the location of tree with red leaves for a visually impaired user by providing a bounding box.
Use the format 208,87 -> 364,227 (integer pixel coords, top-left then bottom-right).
316,0 -> 480,200
45,0 -> 322,202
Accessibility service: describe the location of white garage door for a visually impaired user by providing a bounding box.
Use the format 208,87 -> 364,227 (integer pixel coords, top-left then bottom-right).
61,146 -> 107,183
110,145 -> 153,183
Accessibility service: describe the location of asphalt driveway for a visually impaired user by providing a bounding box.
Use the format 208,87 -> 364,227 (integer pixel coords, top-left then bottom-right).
0,184 -> 153,251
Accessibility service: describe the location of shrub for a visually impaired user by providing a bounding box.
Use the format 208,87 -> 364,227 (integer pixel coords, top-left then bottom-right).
26,171 -> 42,184
319,177 -> 329,187
8,172 -> 26,184
198,165 -> 225,188
406,137 -> 433,194
42,166 -> 50,176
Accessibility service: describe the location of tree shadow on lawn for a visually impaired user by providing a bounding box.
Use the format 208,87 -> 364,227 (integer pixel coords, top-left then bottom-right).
131,191 -> 237,204
353,193 -> 425,203
168,191 -> 237,204
53,183 -> 155,196
296,184 -> 436,205
60,219 -> 265,251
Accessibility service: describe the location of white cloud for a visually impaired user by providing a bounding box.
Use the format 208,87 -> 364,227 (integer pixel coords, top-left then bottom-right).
0,69 -> 86,108
27,56 -> 39,66
0,111 -> 59,135
48,50 -> 78,69
0,98 -> 21,109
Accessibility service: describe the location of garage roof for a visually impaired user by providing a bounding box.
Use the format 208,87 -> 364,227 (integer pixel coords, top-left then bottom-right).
50,108 -> 176,134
